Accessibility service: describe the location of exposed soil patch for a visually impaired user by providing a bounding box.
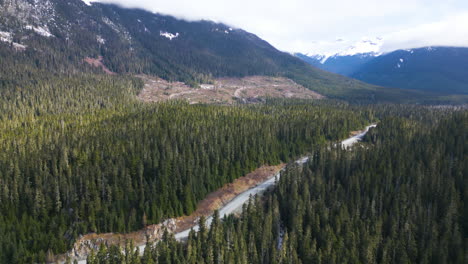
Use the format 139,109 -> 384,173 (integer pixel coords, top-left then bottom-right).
84,56 -> 115,75
138,75 -> 323,104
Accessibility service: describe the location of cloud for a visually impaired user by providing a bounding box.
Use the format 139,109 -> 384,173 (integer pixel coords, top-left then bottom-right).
381,12 -> 468,52
86,0 -> 468,53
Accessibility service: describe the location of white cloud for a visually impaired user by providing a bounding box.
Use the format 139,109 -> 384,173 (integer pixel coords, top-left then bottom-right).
380,12 -> 468,52
84,0 -> 468,53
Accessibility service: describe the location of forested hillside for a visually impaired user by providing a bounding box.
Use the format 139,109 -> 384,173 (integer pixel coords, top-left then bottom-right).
89,107 -> 467,264
297,47 -> 468,97
351,47 -> 468,94
0,64 -> 373,263
0,0 -> 436,102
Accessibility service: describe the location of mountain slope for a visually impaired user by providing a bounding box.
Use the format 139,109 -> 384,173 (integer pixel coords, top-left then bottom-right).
298,46 -> 468,95
295,52 -> 377,76
0,0 -> 422,102
352,47 -> 468,94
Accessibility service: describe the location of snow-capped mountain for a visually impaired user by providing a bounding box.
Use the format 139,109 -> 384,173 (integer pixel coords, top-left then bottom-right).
294,37 -> 385,76
295,53 -> 376,76
303,37 -> 384,64
351,47 -> 468,94
337,37 -> 383,56
298,45 -> 468,94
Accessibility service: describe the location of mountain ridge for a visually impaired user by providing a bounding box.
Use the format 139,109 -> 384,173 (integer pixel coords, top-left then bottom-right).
302,37 -> 384,62
297,46 -> 468,95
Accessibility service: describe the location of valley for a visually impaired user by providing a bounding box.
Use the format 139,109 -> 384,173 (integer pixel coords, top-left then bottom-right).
61,124 -> 375,263
85,106 -> 467,264
0,1 -> 466,264
63,164 -> 285,262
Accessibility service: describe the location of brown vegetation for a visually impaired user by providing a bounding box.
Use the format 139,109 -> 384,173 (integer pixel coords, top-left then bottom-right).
138,75 -> 323,104
59,164 -> 285,262
174,164 -> 285,232
83,56 -> 115,75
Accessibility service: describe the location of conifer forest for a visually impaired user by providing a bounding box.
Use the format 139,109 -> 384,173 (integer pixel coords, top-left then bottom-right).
0,1 -> 466,263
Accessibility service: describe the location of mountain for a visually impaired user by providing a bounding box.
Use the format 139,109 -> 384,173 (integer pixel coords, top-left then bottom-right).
298,45 -> 468,95
0,0 -> 386,102
352,47 -> 468,94
295,37 -> 383,75
0,0 -> 298,80
295,52 -> 377,76
1,0 -> 442,103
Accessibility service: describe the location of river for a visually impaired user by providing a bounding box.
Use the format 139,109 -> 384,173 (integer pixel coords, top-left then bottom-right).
173,123 -> 377,240
77,124 -> 376,263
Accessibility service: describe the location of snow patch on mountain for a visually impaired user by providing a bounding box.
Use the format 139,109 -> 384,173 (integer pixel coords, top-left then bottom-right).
319,55 -> 329,64
12,42 -> 27,51
0,31 -> 13,43
339,37 -> 383,56
96,35 -> 105,44
312,54 -> 330,64
0,31 -> 27,51
25,25 -> 54,37
81,0 -> 95,6
102,17 -> 120,33
160,31 -> 179,40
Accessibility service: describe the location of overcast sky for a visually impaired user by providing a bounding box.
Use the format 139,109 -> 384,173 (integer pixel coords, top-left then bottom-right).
87,0 -> 468,54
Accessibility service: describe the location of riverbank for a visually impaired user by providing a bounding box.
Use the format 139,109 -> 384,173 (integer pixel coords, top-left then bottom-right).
58,165 -> 285,263
58,124 -> 376,263
341,124 -> 377,148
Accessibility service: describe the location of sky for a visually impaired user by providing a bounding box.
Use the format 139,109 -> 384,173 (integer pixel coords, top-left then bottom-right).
85,0 -> 468,55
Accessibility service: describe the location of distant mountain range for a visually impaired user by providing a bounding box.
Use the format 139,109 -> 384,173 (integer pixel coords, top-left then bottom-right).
296,53 -> 377,76
297,46 -> 468,95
